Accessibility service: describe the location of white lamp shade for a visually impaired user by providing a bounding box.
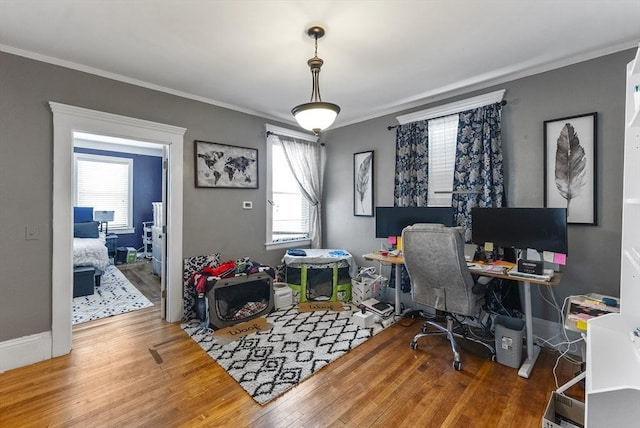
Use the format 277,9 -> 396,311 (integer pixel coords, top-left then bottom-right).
94,210 -> 114,222
292,102 -> 340,133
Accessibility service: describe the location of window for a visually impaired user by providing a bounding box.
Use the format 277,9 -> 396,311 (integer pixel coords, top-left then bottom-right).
427,114 -> 459,206
265,125 -> 317,249
396,89 -> 505,208
74,153 -> 134,233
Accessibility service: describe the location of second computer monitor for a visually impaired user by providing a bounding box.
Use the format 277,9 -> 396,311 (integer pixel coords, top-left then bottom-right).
471,207 -> 568,254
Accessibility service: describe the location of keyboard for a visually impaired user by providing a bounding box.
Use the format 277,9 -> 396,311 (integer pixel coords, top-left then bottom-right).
507,269 -> 554,282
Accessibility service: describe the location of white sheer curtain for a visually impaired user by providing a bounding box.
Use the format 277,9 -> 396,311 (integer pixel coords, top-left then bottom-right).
276,134 -> 325,248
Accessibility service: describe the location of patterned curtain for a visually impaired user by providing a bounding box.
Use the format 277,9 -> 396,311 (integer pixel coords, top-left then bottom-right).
392,121 -> 429,292
394,121 -> 429,207
452,103 -> 504,242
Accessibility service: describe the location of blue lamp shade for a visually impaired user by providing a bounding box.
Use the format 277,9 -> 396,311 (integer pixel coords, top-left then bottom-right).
94,210 -> 114,222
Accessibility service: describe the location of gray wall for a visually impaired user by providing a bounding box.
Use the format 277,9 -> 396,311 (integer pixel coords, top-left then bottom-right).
0,52 -> 290,342
323,49 -> 634,320
0,48 -> 633,343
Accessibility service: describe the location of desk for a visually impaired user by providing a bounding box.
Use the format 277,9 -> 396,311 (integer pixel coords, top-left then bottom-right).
362,252 -> 562,378
467,266 -> 562,378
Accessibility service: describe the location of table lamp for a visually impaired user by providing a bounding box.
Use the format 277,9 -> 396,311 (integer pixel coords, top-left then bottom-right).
94,210 -> 115,234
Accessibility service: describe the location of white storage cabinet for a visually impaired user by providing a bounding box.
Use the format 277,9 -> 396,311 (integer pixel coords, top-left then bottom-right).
585,44 -> 640,428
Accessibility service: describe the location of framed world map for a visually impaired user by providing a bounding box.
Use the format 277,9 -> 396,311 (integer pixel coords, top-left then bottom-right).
195,140 -> 258,188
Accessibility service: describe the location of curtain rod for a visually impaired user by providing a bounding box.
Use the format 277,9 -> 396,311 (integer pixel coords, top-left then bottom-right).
387,99 -> 507,131
265,130 -> 325,146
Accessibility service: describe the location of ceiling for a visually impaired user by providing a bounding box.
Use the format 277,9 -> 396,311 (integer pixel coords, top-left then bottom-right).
1,1 -> 639,130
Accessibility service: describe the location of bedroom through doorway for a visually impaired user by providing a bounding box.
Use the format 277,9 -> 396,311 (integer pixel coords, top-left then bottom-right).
71,133 -> 166,326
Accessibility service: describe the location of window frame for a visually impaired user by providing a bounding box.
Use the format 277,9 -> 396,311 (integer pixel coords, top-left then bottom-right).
73,152 -> 135,234
264,124 -> 317,250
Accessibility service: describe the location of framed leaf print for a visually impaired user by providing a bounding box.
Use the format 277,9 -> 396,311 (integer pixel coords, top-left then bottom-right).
544,112 -> 597,225
354,150 -> 374,216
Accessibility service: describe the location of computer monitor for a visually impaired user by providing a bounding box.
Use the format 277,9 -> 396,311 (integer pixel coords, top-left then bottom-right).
375,206 -> 455,238
471,207 -> 568,254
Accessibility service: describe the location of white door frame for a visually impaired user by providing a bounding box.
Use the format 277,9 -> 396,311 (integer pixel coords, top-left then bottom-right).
50,102 -> 185,357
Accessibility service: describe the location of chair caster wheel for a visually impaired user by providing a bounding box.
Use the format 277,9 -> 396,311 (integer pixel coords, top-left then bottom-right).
410,341 -> 418,350
453,361 -> 462,371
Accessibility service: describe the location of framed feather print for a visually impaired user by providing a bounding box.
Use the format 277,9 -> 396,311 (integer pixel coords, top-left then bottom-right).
544,112 -> 597,225
354,150 -> 374,216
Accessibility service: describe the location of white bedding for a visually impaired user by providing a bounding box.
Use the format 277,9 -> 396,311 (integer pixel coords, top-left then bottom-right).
73,234 -> 110,272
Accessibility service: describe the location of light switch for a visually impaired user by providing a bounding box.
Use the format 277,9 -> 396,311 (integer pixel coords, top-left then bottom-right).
25,225 -> 39,240
242,201 -> 253,209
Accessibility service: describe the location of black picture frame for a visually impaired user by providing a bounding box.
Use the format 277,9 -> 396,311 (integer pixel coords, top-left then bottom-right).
353,150 -> 374,217
544,112 -> 597,225
194,140 -> 258,189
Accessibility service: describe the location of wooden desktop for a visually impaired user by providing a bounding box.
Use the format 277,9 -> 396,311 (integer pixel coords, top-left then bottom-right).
362,251 -> 562,378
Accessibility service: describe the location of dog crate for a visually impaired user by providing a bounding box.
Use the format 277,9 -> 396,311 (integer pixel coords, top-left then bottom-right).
205,272 -> 274,329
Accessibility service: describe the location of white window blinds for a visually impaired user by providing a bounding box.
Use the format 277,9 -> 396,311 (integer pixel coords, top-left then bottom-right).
74,153 -> 133,230
427,114 -> 459,206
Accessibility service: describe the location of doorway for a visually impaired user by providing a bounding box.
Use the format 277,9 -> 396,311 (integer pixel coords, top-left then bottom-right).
51,102 -> 185,357
72,132 -> 166,323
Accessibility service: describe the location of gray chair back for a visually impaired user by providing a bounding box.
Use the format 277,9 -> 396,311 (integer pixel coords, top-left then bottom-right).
402,223 -> 483,317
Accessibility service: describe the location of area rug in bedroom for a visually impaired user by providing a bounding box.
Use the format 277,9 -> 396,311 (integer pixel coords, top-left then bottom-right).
181,305 -> 389,405
72,265 -> 154,325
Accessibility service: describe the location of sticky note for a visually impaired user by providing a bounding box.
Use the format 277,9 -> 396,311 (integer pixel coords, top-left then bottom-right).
484,242 -> 494,251
543,251 -> 554,263
388,236 -> 396,245
553,252 -> 567,265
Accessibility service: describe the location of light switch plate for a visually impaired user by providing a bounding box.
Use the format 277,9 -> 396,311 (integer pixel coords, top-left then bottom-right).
242,201 -> 253,209
25,225 -> 39,240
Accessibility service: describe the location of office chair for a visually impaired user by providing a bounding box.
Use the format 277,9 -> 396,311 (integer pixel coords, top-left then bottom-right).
402,223 -> 495,370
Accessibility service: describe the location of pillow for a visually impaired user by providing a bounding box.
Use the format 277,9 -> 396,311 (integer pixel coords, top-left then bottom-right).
73,207 -> 94,223
74,221 -> 100,238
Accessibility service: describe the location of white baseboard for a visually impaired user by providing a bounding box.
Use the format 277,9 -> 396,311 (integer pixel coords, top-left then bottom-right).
0,331 -> 52,373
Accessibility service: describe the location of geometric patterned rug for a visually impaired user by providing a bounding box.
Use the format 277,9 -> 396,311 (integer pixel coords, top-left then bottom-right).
72,265 -> 154,325
181,305 -> 388,405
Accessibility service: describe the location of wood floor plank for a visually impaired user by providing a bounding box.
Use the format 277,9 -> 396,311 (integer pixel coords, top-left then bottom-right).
0,263 -> 584,427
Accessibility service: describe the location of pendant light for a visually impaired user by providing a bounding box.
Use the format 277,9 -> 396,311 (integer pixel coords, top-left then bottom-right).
291,25 -> 340,135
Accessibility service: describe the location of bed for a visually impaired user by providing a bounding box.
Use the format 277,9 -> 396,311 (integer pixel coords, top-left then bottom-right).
74,207 -> 110,287
73,233 -> 110,272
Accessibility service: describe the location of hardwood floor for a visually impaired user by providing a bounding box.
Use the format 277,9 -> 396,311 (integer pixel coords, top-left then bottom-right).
117,259 -> 161,305
0,299 -> 584,427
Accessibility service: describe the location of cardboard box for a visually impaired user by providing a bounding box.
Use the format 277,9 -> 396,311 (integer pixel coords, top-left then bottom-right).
126,247 -> 137,264
542,392 -> 584,428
